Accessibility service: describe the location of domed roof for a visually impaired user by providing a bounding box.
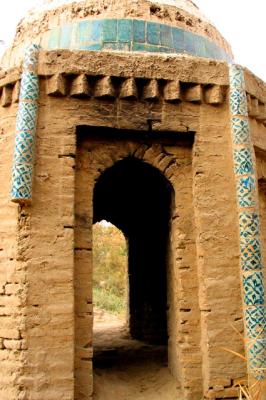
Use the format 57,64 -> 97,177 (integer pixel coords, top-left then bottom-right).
1,0 -> 233,70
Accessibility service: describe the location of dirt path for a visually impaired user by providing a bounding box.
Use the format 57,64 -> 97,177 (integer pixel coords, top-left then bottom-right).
93,309 -> 182,400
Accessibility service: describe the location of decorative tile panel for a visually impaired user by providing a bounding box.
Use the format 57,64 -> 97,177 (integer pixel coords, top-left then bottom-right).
19,73 -> 39,101
229,64 -> 266,380
239,212 -> 259,239
23,44 -> 40,72
231,117 -> 250,145
230,89 -> 248,116
229,64 -> 245,90
233,148 -> 254,175
11,44 -> 40,203
243,272 -> 265,305
11,163 -> 33,200
237,176 -> 256,207
247,339 -> 266,380
16,102 -> 38,132
245,306 -> 266,338
14,132 -> 35,164
240,238 -> 262,271
44,18 -> 233,62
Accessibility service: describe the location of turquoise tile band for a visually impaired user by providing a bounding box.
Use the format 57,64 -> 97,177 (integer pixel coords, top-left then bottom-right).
41,18 -> 232,62
11,44 -> 40,203
229,64 -> 266,381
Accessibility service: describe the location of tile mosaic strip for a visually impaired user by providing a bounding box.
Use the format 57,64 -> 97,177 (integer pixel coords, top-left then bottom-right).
247,338 -> 266,381
240,237 -> 262,271
243,272 -> 265,306
239,211 -> 260,239
231,117 -> 250,145
11,44 -> 40,203
19,73 -> 39,101
41,18 -> 233,62
229,64 -> 266,380
230,88 -> 248,116
237,176 -> 256,208
233,148 -> 254,175
245,306 -> 266,338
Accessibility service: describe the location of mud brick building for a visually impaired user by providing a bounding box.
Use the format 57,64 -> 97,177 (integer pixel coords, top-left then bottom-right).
0,0 -> 265,399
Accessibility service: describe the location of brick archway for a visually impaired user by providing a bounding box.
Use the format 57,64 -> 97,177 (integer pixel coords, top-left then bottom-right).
74,128 -> 199,399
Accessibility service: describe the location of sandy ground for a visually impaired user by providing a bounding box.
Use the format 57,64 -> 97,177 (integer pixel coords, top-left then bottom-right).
93,309 -> 182,400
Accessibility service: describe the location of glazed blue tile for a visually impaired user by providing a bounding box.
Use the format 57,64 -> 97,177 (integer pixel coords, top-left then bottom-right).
132,42 -> 148,52
23,44 -> 40,70
60,25 -> 73,48
230,88 -> 248,116
239,211 -> 259,239
230,64 -> 245,90
243,272 -> 264,306
78,20 -> 91,43
205,39 -> 217,59
212,44 -> 223,61
48,27 -> 61,49
147,22 -> 161,45
16,102 -> 38,132
79,43 -> 102,51
183,30 -> 195,54
240,237 -> 262,271
14,132 -> 35,164
233,148 -> 254,175
90,20 -> 103,42
19,73 -> 39,101
159,46 -> 173,53
41,19 -> 232,61
118,19 -> 133,42
117,42 -> 131,51
172,27 -> 184,52
103,42 -> 119,50
11,163 -> 33,200
237,176 -> 256,208
103,42 -> 131,51
133,43 -> 162,53
103,19 -> 117,42
245,306 -> 266,338
133,20 -> 146,43
160,24 -> 172,47
147,44 -> 161,52
194,35 -> 207,58
231,117 -> 250,145
247,338 -> 266,380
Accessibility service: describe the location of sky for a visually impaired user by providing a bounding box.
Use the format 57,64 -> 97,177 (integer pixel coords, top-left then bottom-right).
0,0 -> 265,81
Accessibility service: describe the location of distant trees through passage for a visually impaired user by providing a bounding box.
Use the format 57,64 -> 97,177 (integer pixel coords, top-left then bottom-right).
93,221 -> 128,316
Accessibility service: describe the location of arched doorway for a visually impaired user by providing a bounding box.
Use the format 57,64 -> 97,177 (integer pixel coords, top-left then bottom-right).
93,157 -> 173,344
74,130 -> 197,400
92,157 -> 175,398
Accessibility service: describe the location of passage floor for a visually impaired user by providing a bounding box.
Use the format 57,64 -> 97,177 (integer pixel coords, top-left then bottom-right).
93,309 -> 182,400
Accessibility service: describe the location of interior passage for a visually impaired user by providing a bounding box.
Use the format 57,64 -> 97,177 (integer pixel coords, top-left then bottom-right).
93,157 -> 173,344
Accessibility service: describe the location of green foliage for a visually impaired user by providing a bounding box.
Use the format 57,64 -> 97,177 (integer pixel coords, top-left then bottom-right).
93,222 -> 127,315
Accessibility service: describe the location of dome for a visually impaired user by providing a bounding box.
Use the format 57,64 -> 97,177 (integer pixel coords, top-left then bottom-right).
1,0 -> 233,70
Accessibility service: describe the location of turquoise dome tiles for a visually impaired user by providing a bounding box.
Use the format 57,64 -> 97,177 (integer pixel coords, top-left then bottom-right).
41,18 -> 232,62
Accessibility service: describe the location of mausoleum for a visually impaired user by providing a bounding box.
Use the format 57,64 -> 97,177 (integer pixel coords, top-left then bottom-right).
0,0 -> 265,399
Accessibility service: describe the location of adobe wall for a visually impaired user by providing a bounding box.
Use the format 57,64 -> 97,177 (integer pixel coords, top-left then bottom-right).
0,51 -> 249,400
0,85 -> 28,399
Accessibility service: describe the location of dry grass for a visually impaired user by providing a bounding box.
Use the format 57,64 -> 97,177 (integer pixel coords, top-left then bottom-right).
221,325 -> 266,400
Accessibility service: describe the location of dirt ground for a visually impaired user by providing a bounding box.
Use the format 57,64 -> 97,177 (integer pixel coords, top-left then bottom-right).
93,309 -> 182,400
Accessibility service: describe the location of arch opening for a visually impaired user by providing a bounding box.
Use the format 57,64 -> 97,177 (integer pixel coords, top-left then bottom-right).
93,157 -> 173,345
92,156 -> 177,399
92,221 -> 128,318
